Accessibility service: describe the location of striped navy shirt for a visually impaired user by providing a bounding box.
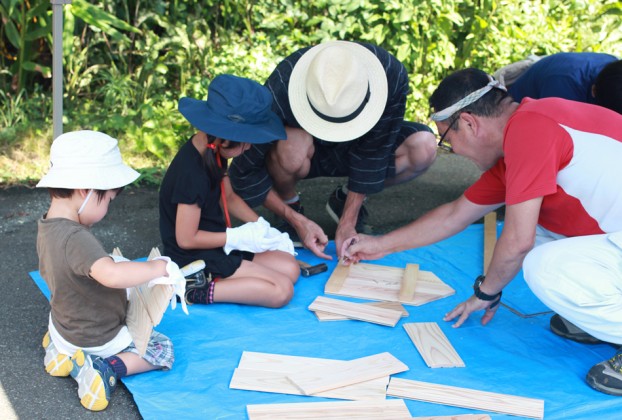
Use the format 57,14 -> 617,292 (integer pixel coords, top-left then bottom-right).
230,43 -> 421,207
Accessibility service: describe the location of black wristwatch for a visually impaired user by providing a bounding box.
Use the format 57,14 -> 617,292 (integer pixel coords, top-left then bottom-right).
473,275 -> 502,301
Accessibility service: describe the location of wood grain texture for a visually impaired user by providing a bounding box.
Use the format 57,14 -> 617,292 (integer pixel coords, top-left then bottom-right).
230,368 -> 389,400
403,322 -> 465,368
325,262 -> 454,306
399,263 -> 419,301
483,212 -> 497,274
121,247 -> 173,356
246,399 -> 412,419
287,352 -> 408,395
308,296 -> 403,327
411,415 -> 491,420
314,301 -> 409,321
387,377 -> 544,419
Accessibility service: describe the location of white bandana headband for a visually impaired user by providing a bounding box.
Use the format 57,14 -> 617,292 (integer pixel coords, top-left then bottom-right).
431,75 -> 507,121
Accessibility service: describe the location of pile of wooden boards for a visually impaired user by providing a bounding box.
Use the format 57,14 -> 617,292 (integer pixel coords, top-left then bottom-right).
304,262 -> 455,327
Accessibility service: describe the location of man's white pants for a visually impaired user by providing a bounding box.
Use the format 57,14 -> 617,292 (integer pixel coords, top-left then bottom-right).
523,229 -> 622,345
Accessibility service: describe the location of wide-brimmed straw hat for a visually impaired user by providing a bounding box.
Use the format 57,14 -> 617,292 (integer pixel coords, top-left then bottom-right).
37,130 -> 140,190
178,74 -> 285,144
288,40 -> 388,142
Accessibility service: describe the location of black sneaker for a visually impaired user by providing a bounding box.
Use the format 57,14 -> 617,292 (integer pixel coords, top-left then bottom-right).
587,348 -> 622,396
184,271 -> 211,305
325,186 -> 373,234
550,314 -> 604,344
275,202 -> 304,248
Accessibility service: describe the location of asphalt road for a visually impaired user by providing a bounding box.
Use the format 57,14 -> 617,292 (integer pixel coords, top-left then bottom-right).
0,152 -> 482,419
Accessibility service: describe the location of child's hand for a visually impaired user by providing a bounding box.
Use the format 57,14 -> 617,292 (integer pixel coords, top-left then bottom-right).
149,257 -> 189,315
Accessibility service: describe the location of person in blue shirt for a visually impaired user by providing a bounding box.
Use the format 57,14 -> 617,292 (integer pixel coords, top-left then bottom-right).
508,52 -> 621,114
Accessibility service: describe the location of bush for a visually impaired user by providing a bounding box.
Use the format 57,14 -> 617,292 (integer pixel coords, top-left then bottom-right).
1,0 -> 621,185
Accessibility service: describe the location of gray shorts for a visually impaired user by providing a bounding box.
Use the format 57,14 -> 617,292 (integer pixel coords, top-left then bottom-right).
122,330 -> 174,370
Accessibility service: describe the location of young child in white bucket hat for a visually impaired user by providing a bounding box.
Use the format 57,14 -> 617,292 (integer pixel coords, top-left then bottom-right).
36,130 -> 186,411
159,74 -> 299,308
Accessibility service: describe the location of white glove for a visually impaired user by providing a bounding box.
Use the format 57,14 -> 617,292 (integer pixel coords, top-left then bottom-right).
259,217 -> 297,256
224,217 -> 282,254
148,256 -> 188,315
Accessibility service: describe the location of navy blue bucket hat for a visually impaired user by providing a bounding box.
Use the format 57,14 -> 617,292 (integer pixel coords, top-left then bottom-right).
178,74 -> 286,144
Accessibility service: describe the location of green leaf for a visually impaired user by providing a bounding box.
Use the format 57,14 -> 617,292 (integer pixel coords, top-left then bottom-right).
22,61 -> 52,78
26,0 -> 51,20
24,26 -> 52,41
4,20 -> 20,49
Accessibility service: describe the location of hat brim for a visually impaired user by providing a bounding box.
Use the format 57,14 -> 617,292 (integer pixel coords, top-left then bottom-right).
179,98 -> 285,144
36,165 -> 140,190
288,41 -> 388,143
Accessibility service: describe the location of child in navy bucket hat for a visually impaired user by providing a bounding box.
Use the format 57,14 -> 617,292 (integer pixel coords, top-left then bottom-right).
159,74 -> 300,307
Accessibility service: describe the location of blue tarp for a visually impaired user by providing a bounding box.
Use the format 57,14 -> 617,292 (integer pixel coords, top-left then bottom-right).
30,223 -> 622,419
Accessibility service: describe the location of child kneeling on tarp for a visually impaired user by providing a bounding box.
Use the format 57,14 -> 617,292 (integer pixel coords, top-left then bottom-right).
36,130 -> 185,411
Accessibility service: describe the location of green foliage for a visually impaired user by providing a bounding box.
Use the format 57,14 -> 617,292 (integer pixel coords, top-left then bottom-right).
0,0 -> 52,93
1,0 -> 622,185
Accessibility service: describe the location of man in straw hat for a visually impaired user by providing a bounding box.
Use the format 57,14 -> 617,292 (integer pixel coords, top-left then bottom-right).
342,68 -> 622,396
229,40 -> 437,260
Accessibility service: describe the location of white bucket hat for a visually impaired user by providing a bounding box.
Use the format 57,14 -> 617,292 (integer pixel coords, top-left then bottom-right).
37,130 -> 140,190
288,40 -> 388,142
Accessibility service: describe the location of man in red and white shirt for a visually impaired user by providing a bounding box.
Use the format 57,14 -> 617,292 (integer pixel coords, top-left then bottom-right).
342,68 -> 622,396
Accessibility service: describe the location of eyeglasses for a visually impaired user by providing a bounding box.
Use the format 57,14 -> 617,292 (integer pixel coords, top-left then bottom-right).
437,117 -> 458,153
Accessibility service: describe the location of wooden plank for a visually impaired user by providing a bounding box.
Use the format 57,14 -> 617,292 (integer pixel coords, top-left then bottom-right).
387,377 -> 544,419
247,399 -> 412,419
308,296 -> 402,327
325,262 -> 454,307
314,301 -> 409,321
230,368 -> 389,401
324,263 -> 350,294
238,351 -> 344,372
121,247 -> 174,356
235,350 -> 391,401
411,415 -> 491,420
399,263 -> 419,301
483,212 -> 497,274
403,323 -> 465,368
287,352 -> 408,395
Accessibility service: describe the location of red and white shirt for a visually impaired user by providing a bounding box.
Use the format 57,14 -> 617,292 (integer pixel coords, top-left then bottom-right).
465,97 -> 622,237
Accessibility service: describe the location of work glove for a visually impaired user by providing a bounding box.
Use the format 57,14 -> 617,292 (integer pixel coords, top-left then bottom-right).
224,216 -> 292,255
148,256 -> 189,315
257,218 -> 296,256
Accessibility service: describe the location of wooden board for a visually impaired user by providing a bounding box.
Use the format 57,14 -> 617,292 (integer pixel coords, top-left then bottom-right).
286,352 -> 408,396
403,323 -> 465,368
233,351 -> 390,401
399,263 -> 419,301
313,301 -> 409,321
247,399 -> 412,419
308,296 -> 402,327
483,211 -> 497,274
121,247 -> 174,356
230,368 -> 389,401
411,415 -> 491,420
325,262 -> 454,306
387,377 -> 544,419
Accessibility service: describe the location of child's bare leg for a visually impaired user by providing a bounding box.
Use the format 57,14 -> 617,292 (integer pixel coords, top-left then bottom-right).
214,253 -> 299,307
116,352 -> 160,375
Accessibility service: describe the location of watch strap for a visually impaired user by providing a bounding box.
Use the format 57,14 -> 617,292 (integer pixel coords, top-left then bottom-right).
473,275 -> 502,301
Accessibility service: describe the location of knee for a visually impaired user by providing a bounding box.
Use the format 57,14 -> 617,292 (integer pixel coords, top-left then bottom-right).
414,132 -> 438,167
269,128 -> 313,174
403,131 -> 437,171
268,279 -> 294,308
